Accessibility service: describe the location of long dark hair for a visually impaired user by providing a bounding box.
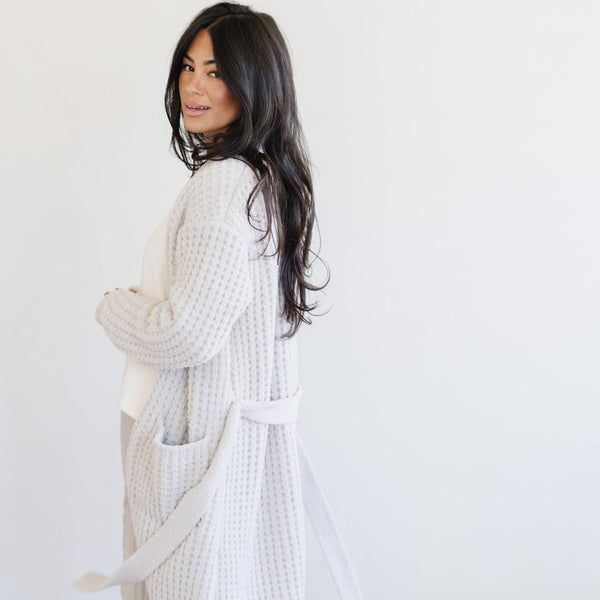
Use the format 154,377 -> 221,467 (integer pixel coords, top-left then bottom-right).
164,2 -> 328,338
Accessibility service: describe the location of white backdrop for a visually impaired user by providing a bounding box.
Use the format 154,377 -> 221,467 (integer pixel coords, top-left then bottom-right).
1,1 -> 599,599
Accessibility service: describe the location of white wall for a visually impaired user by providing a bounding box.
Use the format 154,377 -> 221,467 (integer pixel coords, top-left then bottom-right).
1,1 -> 599,599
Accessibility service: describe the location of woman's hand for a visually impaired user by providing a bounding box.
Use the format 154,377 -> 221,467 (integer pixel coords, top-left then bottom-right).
104,286 -> 138,296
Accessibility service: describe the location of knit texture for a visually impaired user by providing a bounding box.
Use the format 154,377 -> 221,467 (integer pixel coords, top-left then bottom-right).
95,158 -> 306,600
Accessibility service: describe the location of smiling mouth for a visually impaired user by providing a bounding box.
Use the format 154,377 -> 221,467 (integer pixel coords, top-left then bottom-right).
183,104 -> 210,117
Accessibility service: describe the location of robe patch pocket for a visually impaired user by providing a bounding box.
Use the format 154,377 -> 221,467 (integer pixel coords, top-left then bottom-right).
128,418 -> 214,522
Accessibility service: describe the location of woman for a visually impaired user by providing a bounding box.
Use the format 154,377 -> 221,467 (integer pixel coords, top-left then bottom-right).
73,3 -> 362,599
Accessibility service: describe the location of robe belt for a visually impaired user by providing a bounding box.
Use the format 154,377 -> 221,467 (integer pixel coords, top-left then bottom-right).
73,387 -> 364,600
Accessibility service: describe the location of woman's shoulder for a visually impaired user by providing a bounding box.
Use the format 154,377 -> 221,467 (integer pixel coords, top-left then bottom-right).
184,157 -> 259,227
191,156 -> 258,190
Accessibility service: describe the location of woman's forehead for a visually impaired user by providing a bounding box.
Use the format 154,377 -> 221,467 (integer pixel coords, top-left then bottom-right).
186,29 -> 214,61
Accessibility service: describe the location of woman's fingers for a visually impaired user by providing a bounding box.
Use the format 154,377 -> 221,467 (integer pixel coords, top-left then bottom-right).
104,287 -> 122,296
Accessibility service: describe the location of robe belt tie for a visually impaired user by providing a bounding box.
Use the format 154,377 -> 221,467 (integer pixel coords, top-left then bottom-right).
73,387 -> 363,600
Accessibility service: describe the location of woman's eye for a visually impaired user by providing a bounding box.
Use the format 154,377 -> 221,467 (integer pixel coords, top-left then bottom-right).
181,64 -> 193,72
208,70 -> 221,78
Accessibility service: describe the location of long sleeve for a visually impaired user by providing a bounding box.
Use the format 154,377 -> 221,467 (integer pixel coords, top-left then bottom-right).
94,218 -> 253,369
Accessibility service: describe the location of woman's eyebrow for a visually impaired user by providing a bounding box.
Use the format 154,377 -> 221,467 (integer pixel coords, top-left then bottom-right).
183,53 -> 216,66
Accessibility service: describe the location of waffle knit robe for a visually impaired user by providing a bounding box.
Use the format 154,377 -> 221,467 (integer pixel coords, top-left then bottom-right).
74,157 -> 363,600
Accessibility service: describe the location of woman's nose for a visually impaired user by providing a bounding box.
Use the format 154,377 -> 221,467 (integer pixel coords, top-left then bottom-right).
186,73 -> 205,95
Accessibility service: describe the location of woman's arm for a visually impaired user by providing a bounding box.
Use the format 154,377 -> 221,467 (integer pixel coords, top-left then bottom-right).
94,218 -> 253,369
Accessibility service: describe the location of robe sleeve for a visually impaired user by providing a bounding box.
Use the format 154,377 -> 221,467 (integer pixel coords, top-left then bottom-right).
94,218 -> 253,369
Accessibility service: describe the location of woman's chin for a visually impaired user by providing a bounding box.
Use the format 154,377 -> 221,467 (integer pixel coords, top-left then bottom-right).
184,125 -> 205,135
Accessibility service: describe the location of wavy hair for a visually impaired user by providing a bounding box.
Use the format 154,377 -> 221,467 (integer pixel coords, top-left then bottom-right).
164,2 -> 329,338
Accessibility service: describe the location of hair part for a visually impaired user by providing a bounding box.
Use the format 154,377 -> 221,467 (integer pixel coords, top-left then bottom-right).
165,2 -> 329,338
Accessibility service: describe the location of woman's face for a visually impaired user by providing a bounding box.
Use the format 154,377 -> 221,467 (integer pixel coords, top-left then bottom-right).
179,28 -> 242,141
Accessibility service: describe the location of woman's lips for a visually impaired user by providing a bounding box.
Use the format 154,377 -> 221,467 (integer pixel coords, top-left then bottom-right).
184,104 -> 210,117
